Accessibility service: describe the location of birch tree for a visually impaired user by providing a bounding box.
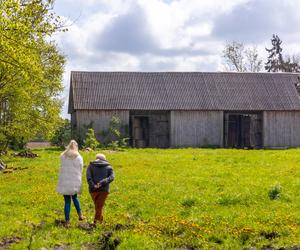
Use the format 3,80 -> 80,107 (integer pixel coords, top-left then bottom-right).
222,41 -> 263,72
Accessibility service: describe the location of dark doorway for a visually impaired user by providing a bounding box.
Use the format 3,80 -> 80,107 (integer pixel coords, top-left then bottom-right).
129,111 -> 170,148
224,112 -> 262,149
131,116 -> 149,148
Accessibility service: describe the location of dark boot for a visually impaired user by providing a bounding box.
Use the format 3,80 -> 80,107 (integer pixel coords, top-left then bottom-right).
78,213 -> 86,221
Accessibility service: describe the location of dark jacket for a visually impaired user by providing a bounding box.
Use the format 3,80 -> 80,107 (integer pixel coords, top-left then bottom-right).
86,159 -> 115,193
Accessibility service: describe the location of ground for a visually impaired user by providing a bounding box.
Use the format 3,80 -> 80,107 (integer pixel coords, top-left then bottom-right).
1,148 -> 300,249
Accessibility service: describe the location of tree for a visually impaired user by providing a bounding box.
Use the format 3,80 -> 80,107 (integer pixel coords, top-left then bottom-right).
50,119 -> 71,148
222,41 -> 263,72
265,34 -> 300,72
294,72 -> 300,95
284,54 -> 300,72
245,46 -> 263,73
0,0 -> 66,152
265,34 -> 285,72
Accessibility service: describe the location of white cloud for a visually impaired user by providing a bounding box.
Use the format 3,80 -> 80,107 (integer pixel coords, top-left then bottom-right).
54,0 -> 254,73
53,0 -> 300,117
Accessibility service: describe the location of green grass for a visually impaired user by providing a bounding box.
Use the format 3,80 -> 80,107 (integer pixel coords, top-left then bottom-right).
1,148 -> 300,249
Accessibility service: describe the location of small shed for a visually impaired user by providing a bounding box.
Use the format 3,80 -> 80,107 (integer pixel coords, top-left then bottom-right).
68,71 -> 300,149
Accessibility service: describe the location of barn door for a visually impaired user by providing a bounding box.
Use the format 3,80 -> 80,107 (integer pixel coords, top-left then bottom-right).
226,114 -> 251,148
224,112 -> 262,149
226,114 -> 239,148
250,114 -> 263,148
241,115 -> 251,148
132,116 -> 149,148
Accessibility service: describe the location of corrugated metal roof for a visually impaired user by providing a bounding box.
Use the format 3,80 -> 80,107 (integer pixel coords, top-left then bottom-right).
69,71 -> 300,112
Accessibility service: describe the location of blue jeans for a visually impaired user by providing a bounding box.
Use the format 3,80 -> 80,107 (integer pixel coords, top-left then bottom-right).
63,194 -> 81,221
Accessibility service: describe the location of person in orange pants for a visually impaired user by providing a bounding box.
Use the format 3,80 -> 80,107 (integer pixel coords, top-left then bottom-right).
86,153 -> 115,224
90,191 -> 109,223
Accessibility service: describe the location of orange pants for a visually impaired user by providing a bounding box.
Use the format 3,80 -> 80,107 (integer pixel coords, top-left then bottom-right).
90,191 -> 109,223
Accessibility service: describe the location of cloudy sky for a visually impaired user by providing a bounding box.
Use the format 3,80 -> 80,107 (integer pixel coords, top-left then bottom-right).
53,0 -> 300,117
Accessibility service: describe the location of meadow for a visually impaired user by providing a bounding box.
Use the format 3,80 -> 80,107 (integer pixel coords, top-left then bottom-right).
1,148 -> 300,249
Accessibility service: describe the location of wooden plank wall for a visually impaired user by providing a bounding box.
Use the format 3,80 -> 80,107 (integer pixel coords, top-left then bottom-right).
170,111 -> 223,147
75,110 -> 129,143
263,111 -> 300,148
70,111 -> 77,138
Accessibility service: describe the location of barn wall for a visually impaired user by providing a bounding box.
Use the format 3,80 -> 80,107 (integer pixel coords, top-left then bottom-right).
170,111 -> 223,147
75,110 -> 129,144
263,111 -> 300,148
70,111 -> 77,138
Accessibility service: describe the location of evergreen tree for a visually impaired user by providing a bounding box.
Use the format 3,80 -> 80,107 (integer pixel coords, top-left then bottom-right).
265,34 -> 284,72
265,34 -> 300,72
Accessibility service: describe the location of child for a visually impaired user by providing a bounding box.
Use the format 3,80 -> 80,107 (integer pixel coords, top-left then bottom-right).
86,153 -> 115,224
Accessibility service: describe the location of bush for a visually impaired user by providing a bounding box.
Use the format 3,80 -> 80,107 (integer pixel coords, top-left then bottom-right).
268,184 -> 282,200
107,141 -> 119,150
84,128 -> 100,150
118,138 -> 129,148
106,115 -> 128,148
9,137 -> 27,151
108,115 -> 123,142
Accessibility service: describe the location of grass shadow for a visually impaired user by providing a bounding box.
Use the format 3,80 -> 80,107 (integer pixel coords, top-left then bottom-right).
36,147 -> 62,152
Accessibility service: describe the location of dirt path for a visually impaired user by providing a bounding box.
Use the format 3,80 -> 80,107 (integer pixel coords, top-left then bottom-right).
26,142 -> 51,148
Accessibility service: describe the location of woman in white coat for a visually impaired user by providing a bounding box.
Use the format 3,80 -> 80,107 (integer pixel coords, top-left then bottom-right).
57,140 -> 85,225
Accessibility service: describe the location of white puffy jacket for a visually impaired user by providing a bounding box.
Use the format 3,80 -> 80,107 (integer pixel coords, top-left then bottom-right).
56,154 -> 84,195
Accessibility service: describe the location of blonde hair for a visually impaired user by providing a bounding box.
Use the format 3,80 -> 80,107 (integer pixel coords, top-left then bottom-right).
96,153 -> 106,160
61,140 -> 80,159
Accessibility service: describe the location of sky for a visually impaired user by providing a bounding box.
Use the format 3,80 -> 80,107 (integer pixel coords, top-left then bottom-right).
53,0 -> 300,117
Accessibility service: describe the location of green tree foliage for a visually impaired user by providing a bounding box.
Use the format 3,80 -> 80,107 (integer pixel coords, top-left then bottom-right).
84,128 -> 100,150
0,0 -> 66,152
265,34 -> 300,72
50,119 -> 71,148
108,115 -> 122,140
107,115 -> 128,148
222,41 -> 262,72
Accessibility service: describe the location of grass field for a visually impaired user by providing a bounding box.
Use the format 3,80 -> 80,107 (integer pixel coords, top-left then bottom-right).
1,148 -> 300,249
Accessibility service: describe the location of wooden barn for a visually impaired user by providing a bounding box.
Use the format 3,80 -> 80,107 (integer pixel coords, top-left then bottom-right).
68,71 -> 300,149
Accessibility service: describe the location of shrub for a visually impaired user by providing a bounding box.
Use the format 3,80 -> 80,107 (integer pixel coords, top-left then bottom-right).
108,141 -> 119,150
84,128 -> 100,150
9,137 -> 27,151
108,115 -> 122,141
106,115 -> 128,148
268,184 -> 282,200
118,137 -> 129,148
